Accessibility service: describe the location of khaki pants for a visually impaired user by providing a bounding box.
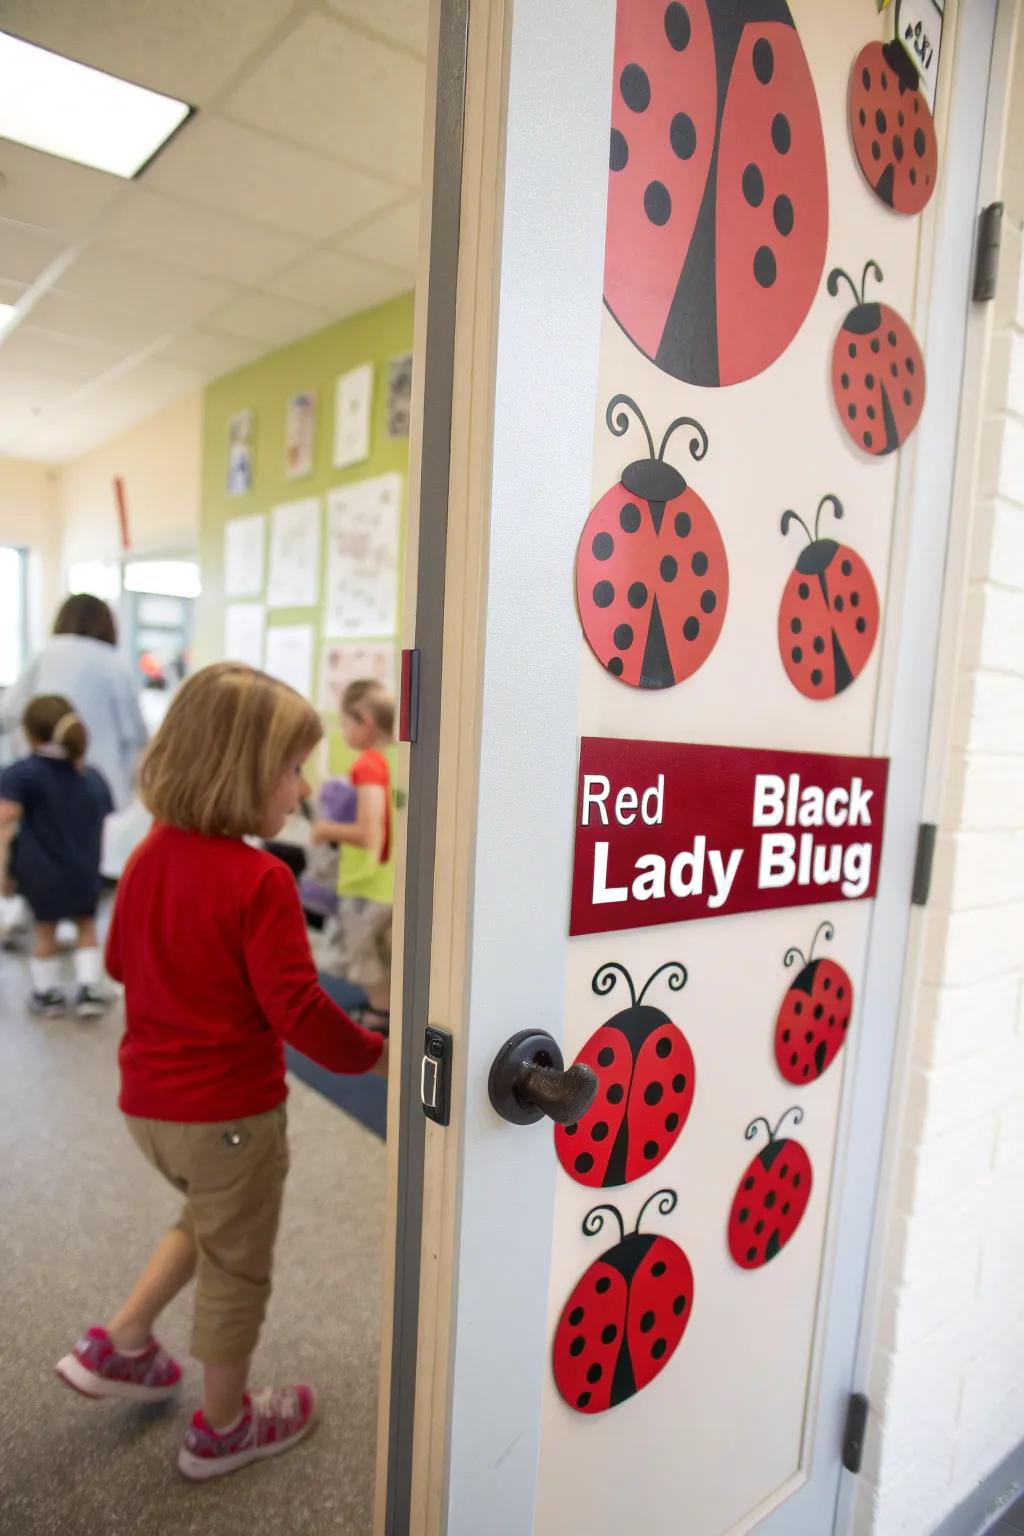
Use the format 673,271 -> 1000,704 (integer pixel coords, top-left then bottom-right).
125,1106 -> 289,1366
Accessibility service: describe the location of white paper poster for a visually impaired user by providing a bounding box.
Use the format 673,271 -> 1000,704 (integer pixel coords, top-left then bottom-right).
318,639 -> 396,713
333,363 -> 374,469
266,497 -> 321,609
224,511 -> 265,597
224,603 -> 266,668
324,474 -> 401,638
264,624 -> 314,699
285,389 -> 316,479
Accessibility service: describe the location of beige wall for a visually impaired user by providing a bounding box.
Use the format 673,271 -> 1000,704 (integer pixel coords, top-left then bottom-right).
0,455 -> 60,646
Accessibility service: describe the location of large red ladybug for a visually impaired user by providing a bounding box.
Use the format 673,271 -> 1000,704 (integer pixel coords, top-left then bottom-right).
556,961 -> 695,1187
576,396 -> 727,690
553,1190 -> 694,1414
774,921 -> 855,1084
605,0 -> 828,386
778,494 -> 880,700
849,40 -> 937,216
829,261 -> 926,456
727,1109 -> 813,1269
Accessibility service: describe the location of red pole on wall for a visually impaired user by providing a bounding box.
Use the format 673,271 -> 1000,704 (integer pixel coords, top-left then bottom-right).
113,475 -> 130,551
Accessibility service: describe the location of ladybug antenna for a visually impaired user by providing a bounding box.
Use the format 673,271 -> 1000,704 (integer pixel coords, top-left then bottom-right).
744,1116 -> 773,1146
658,416 -> 708,466
780,509 -> 814,545
783,945 -> 807,970
813,495 -> 844,539
861,259 -> 884,301
582,1204 -> 625,1245
635,1189 -> 678,1234
637,961 -> 688,1006
606,394 -> 655,462
826,267 -> 862,307
808,920 -> 835,961
592,963 -> 636,1008
771,1106 -> 804,1142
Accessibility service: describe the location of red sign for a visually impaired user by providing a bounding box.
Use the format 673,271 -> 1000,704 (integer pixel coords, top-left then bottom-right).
570,738 -> 889,937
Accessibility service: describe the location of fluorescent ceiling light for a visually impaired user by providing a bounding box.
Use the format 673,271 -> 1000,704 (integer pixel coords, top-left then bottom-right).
0,303 -> 16,329
0,32 -> 191,178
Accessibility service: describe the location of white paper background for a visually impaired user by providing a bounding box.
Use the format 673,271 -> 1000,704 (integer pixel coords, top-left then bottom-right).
223,602 -> 265,668
264,623 -> 314,699
333,362 -> 374,469
324,474 -> 401,638
318,639 -> 396,713
266,497 -> 321,609
224,512 -> 265,597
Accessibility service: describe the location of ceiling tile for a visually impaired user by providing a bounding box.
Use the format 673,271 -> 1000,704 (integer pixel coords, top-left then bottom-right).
223,15 -> 424,188
0,0 -> 299,106
157,328 -> 267,376
0,218 -> 73,286
325,0 -> 428,55
56,249 -> 239,327
334,196 -> 420,274
145,117 -> 398,240
25,291 -> 170,350
265,250 -> 411,315
0,325 -> 129,382
97,187 -> 306,287
207,291 -> 337,347
0,139 -> 124,238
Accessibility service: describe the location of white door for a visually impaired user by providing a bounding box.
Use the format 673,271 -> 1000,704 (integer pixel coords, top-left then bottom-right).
413,0 -> 997,1532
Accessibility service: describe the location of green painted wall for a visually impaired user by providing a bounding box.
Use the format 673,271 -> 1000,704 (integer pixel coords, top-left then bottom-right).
196,291 -> 414,775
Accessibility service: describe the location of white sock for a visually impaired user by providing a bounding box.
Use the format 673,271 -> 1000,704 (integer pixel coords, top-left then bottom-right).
29,956 -> 63,994
74,947 -> 102,988
208,1409 -> 244,1435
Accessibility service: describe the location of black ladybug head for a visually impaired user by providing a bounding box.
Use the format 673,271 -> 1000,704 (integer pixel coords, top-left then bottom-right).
592,961 -> 687,1053
881,37 -> 921,94
783,921 -> 835,990
582,1189 -> 678,1272
745,1108 -> 804,1168
781,496 -> 845,575
828,260 -> 885,332
606,395 -> 708,507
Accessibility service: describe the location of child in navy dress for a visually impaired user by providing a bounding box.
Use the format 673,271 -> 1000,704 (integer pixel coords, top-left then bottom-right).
0,694 -> 113,1017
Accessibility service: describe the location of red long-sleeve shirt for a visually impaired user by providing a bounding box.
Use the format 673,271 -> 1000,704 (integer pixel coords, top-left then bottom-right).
107,823 -> 383,1122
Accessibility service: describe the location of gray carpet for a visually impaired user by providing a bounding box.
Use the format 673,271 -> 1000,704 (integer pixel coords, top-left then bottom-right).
0,948 -> 385,1535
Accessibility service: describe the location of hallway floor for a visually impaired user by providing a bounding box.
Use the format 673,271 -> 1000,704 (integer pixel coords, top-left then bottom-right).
0,949 -> 386,1535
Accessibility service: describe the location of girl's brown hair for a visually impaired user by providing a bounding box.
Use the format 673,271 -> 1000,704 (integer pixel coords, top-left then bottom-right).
341,678 -> 395,739
23,695 -> 88,765
139,663 -> 322,837
53,594 -> 117,646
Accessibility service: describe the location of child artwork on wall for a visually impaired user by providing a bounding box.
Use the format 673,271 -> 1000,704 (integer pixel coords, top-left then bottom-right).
324,475 -> 401,639
318,640 -> 396,714
226,409 -> 255,495
387,354 -> 413,438
285,390 -> 317,479
334,363 -> 374,469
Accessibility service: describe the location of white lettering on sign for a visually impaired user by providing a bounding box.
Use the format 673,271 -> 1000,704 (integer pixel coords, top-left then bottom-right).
752,773 -> 874,829
581,773 -> 665,828
590,837 -> 744,910
757,835 -> 873,898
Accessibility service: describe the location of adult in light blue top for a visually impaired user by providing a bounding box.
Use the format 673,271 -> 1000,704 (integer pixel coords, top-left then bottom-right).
2,595 -> 148,810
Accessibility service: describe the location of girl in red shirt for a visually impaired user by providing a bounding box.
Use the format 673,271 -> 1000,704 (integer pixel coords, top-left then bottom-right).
54,663 -> 387,1481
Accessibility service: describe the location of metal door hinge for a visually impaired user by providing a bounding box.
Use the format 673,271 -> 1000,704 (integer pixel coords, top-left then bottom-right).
973,202 -> 1003,302
399,648 -> 421,743
843,1392 -> 869,1474
911,822 -> 937,907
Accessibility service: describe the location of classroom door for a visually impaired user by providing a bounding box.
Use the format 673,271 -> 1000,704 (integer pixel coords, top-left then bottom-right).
401,0 -> 997,1532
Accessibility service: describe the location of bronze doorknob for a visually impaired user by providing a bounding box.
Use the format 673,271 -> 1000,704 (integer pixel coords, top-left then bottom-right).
488,1029 -> 598,1126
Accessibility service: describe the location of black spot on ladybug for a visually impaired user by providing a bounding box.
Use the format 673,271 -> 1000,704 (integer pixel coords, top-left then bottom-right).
793,1172 -> 802,1187
613,624 -> 634,651
672,1073 -> 687,1092
783,1202 -> 791,1215
888,330 -> 898,345
903,389 -> 912,405
683,617 -> 700,641
673,1295 -> 687,1315
700,590 -> 716,614
643,1140 -> 659,1160
811,669 -> 823,686
871,337 -> 881,353
570,1306 -> 584,1325
858,108 -> 866,127
738,1207 -> 749,1223
675,511 -> 691,538
670,113 -> 697,161
592,1122 -> 610,1142
596,1276 -> 611,1294
744,1177 -> 754,1191
792,647 -> 803,664
644,1082 -> 664,1106
593,581 -> 613,609
596,1046 -> 614,1067
656,1038 -> 672,1059
651,1338 -> 668,1360
602,1324 -> 618,1343
893,135 -> 904,163
834,596 -> 844,614
764,1190 -> 777,1209
664,2 -> 691,50
773,196 -> 794,237
577,1391 -> 591,1408
906,357 -> 916,374
891,362 -> 899,377
862,66 -> 871,90
651,1260 -> 667,1277
746,1246 -> 757,1262
645,181 -> 672,226
620,64 -> 650,113
607,658 -> 624,678
794,1002 -> 802,1015
691,551 -> 708,576
837,985 -> 846,999
914,128 -> 927,156
593,533 -> 613,561
864,431 -> 873,448
867,405 -> 876,420
575,1153 -> 595,1175
791,617 -> 801,634
840,373 -> 850,389
742,164 -> 764,208
866,372 -> 875,389
856,617 -> 867,634
798,582 -> 809,600
871,141 -> 881,162
789,1052 -> 798,1066
607,1084 -> 624,1105
780,1163 -> 788,1178
848,342 -> 857,359
881,71 -> 889,89
587,1363 -> 603,1384
841,560 -> 852,577
610,129 -> 628,173
640,1311 -> 655,1333
848,404 -> 857,421
755,1219 -> 765,1234
875,109 -> 887,134
898,112 -> 905,127
565,1123 -> 578,1136
753,246 -> 777,288
665,1113 -> 679,1131
783,1028 -> 791,1042
752,37 -> 774,84
813,636 -> 824,654
660,555 -> 678,582
619,502 -> 641,533
802,1065 -> 809,1077
804,1030 -> 813,1043
910,168 -> 918,187
628,582 -> 648,608
771,114 -> 791,154
570,1336 -> 585,1357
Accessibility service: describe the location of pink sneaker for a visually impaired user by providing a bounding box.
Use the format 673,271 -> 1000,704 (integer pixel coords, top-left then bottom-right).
177,1385 -> 317,1481
56,1326 -> 182,1403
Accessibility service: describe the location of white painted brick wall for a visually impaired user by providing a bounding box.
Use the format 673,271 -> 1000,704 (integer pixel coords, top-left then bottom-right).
860,172 -> 1024,1535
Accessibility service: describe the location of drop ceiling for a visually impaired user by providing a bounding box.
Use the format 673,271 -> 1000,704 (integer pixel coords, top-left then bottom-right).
0,0 -> 426,464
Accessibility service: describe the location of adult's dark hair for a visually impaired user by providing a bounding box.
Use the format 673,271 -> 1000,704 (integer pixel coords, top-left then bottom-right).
53,594 -> 117,646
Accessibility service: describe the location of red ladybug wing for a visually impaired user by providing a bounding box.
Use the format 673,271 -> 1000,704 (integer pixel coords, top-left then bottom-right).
605,0 -> 717,363
825,545 -> 879,686
576,483 -> 728,691
555,1023 -> 631,1187
728,1140 -> 813,1268
625,1236 -> 694,1394
553,1256 -> 628,1414
878,304 -> 926,444
778,567 -> 837,699
623,1020 -> 695,1184
833,306 -> 925,456
848,44 -> 937,217
775,958 -> 855,1084
715,20 -> 828,385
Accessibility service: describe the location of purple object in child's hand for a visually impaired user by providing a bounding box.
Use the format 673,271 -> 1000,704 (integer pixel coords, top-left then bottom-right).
319,779 -> 357,824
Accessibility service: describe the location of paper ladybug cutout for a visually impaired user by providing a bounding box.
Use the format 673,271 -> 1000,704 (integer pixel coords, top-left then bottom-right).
556,961 -> 695,1188
605,0 -> 828,386
778,495 -> 880,700
576,396 -> 728,690
849,40 -> 937,216
829,261 -> 926,456
553,1190 -> 694,1415
727,1109 -> 813,1269
774,921 -> 855,1084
